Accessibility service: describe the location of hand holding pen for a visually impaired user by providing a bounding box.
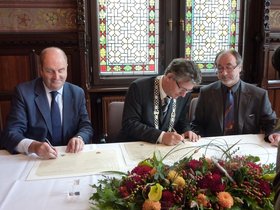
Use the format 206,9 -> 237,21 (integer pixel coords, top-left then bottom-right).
28,139 -> 58,159
44,138 -> 58,159
162,128 -> 184,146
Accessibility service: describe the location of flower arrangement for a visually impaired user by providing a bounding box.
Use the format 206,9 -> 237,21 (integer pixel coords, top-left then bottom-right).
90,141 -> 276,210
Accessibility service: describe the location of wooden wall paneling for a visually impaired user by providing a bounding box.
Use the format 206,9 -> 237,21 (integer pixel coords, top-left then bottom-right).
263,41 -> 280,116
0,49 -> 38,128
0,101 -> 11,131
268,88 -> 280,118
0,50 -> 36,92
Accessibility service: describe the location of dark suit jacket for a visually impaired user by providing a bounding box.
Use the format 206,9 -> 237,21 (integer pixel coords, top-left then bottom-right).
0,78 -> 93,153
191,80 -> 276,138
118,76 -> 191,143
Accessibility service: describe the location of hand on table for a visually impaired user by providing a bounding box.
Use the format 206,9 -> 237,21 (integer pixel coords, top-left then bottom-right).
66,136 -> 84,153
183,131 -> 201,142
268,133 -> 280,147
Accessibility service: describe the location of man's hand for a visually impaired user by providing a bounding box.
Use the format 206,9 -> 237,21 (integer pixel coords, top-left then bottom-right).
183,131 -> 201,142
66,136 -> 84,153
162,132 -> 184,146
28,141 -> 58,159
268,133 -> 280,147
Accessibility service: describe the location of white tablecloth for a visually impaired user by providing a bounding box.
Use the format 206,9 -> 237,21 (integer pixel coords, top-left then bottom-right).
0,134 -> 277,210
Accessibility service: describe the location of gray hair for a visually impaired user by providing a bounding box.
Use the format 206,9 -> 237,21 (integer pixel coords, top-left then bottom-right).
164,58 -> 202,84
215,49 -> 242,66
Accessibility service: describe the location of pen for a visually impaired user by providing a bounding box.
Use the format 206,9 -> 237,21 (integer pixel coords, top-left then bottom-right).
44,138 -> 58,158
172,128 -> 185,143
44,138 -> 55,150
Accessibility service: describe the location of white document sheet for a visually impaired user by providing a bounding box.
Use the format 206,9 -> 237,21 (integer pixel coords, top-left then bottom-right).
27,149 -> 122,180
121,141 -> 203,166
121,134 -> 277,166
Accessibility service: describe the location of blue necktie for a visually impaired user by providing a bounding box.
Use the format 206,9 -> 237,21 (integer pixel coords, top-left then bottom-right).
224,89 -> 234,135
50,91 -> 62,145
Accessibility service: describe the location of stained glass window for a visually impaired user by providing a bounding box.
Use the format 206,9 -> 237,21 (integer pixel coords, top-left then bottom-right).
185,0 -> 240,73
97,0 -> 240,76
98,0 -> 159,76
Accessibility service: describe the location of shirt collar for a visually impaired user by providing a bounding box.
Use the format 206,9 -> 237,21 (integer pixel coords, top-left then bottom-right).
222,80 -> 241,93
43,82 -> 64,95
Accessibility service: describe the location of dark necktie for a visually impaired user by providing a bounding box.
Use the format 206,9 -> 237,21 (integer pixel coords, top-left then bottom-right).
50,91 -> 62,146
162,96 -> 171,117
224,89 -> 234,135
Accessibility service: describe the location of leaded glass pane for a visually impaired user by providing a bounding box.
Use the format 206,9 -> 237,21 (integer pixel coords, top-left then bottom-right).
185,0 -> 240,73
98,0 -> 159,76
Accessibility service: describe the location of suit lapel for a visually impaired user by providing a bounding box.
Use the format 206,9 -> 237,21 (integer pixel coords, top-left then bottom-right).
212,82 -> 224,132
62,84 -> 72,140
238,81 -> 251,133
34,79 -> 52,134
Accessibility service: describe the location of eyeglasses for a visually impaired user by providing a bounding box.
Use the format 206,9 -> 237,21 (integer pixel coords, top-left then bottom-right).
215,64 -> 239,74
174,80 -> 193,93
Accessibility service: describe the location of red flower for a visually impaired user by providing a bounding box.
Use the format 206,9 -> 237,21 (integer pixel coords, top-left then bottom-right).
257,178 -> 271,196
131,165 -> 153,176
160,190 -> 175,209
187,159 -> 202,170
247,162 -> 262,173
198,173 -> 226,192
119,186 -> 130,198
123,174 -> 143,192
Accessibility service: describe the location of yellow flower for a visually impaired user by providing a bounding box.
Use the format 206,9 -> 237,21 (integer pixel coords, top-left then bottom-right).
217,191 -> 234,208
142,200 -> 161,210
197,193 -> 208,207
173,176 -> 186,188
148,183 -> 163,201
167,170 -> 185,188
167,170 -> 178,180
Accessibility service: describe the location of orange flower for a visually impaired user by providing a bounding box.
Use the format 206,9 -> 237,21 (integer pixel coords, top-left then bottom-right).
197,193 -> 208,207
142,200 -> 161,210
217,191 -> 234,208
150,167 -> 157,176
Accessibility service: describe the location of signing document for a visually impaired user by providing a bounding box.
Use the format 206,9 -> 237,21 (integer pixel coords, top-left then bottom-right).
27,146 -> 122,180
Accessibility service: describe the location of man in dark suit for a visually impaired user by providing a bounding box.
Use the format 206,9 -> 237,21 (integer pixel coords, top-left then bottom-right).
118,58 -> 202,145
191,49 -> 277,143
0,47 -> 93,159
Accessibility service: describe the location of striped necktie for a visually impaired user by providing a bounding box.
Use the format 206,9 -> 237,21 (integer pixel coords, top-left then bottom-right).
162,96 -> 171,117
224,89 -> 234,135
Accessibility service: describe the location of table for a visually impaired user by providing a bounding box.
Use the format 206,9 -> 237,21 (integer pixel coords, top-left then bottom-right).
0,134 -> 277,210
